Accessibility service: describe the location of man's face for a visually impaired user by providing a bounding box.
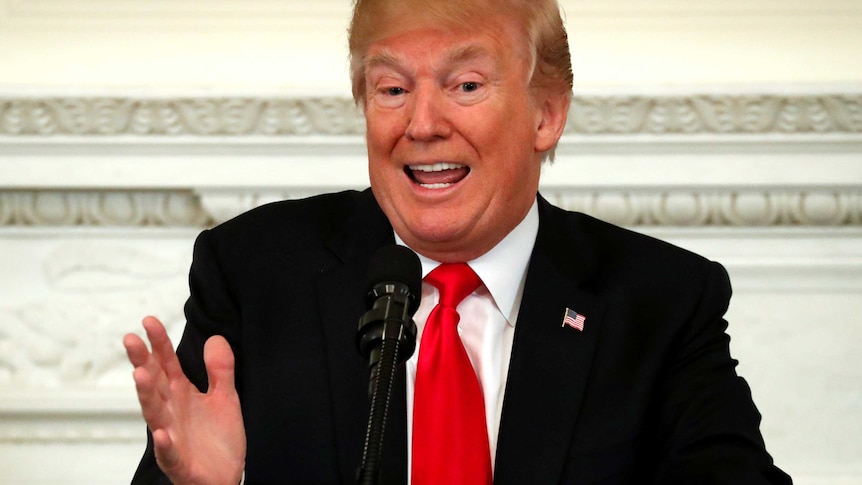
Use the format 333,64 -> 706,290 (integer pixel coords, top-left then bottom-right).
363,15 -> 563,262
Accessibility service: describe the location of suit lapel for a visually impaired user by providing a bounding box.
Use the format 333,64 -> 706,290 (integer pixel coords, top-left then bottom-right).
313,190 -> 408,484
313,191 -> 606,484
494,196 -> 608,485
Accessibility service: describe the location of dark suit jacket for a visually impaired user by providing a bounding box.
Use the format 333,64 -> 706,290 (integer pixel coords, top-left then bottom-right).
133,189 -> 790,484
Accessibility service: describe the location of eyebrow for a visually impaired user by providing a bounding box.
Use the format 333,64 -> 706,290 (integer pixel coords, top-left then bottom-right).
364,44 -> 495,73
446,45 -> 493,66
365,50 -> 402,71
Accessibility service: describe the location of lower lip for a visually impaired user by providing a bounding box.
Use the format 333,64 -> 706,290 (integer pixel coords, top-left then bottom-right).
406,166 -> 470,190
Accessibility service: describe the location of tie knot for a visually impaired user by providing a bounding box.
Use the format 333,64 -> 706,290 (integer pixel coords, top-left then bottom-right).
425,263 -> 481,308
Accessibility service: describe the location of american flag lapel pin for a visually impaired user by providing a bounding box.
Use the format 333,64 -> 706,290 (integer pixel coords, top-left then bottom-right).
562,307 -> 586,332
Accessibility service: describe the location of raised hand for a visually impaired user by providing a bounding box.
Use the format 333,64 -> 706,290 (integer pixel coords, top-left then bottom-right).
124,316 -> 246,485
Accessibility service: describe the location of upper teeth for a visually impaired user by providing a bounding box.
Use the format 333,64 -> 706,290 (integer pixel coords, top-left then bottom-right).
409,162 -> 465,172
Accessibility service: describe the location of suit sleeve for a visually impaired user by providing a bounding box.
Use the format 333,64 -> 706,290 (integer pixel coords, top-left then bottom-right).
131,229 -> 242,484
650,261 -> 791,484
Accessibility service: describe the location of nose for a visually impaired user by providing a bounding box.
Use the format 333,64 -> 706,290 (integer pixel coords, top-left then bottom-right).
405,87 -> 451,141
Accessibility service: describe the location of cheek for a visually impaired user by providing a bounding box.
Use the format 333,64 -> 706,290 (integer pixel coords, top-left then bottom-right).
366,130 -> 403,187
365,118 -> 384,150
365,109 -> 407,147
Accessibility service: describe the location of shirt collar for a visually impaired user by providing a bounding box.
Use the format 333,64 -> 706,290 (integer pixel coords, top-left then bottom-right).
394,199 -> 539,326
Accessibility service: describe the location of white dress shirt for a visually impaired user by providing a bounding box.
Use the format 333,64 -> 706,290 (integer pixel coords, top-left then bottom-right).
397,200 -> 539,478
239,202 -> 540,485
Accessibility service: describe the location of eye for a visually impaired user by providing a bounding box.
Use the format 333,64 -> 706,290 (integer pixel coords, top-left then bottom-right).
371,84 -> 408,108
459,82 -> 480,92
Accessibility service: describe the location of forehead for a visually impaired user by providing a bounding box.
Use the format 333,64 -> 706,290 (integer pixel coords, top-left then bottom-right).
364,17 -> 529,73
366,37 -> 499,72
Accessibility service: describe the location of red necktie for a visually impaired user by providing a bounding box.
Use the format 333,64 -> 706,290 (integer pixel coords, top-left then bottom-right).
412,263 -> 492,485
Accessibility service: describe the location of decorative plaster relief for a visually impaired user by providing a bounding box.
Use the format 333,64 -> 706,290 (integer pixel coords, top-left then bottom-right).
1,95 -> 861,136
0,191 -> 211,226
195,190 -> 320,224
0,240 -> 188,388
1,189 -> 859,228
545,190 -> 862,227
0,98 -> 366,136
569,95 -> 862,134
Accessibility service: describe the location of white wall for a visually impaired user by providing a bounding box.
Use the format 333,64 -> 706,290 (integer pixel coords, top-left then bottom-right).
2,0 -> 862,91
1,1 -> 861,484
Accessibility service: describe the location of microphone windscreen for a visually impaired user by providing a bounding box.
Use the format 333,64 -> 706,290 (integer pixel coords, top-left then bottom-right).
365,244 -> 422,309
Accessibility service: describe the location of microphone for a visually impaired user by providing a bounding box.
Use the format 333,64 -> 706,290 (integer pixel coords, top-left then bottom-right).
357,245 -> 421,374
355,245 -> 421,485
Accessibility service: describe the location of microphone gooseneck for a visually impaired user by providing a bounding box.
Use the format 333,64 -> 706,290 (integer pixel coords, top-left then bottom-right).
356,245 -> 421,485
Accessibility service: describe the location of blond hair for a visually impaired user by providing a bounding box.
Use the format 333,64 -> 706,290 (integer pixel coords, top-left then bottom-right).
347,0 -> 573,104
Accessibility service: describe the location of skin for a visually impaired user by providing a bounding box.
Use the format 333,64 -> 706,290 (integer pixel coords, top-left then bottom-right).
124,12 -> 569,484
365,15 -> 569,262
123,317 -> 245,485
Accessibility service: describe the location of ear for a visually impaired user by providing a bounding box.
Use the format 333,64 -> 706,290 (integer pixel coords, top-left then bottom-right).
534,92 -> 570,153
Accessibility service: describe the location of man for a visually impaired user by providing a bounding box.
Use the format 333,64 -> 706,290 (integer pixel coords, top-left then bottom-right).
124,0 -> 791,483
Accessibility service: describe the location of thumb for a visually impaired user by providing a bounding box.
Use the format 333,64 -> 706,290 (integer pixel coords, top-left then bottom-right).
203,335 -> 237,395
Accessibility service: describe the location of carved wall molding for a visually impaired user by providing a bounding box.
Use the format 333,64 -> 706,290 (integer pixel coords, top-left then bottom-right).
0,190 -> 212,227
0,413 -> 142,443
568,94 -> 862,135
1,189 -> 860,228
543,190 -> 862,227
1,94 -> 861,137
0,97 -> 366,136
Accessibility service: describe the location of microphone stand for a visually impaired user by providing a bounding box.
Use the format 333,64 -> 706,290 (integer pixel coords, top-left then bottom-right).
356,284 -> 417,485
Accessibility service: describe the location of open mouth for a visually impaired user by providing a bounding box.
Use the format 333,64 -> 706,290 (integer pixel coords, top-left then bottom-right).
405,162 -> 470,189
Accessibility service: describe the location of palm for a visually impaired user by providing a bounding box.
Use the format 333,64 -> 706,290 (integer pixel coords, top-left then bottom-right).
125,316 -> 246,485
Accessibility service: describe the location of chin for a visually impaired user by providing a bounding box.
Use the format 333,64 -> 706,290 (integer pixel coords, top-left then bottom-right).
408,225 -> 463,245
398,220 -> 466,248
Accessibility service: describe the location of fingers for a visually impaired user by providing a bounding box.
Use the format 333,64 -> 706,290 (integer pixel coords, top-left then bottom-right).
141,316 -> 186,381
124,317 -> 181,400
123,332 -> 151,368
124,316 -> 183,430
204,335 -> 237,396
132,365 -> 173,430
